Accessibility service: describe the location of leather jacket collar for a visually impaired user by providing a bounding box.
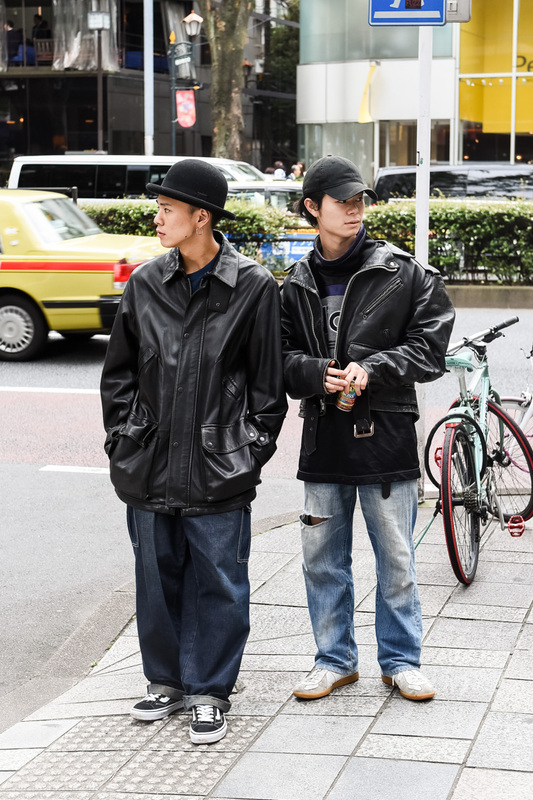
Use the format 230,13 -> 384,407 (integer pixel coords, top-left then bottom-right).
162,231 -> 239,288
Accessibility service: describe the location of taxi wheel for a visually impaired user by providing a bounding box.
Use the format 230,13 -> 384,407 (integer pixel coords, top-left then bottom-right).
0,295 -> 48,361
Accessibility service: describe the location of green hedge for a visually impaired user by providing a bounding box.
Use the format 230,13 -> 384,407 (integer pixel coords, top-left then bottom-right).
81,198 -> 533,284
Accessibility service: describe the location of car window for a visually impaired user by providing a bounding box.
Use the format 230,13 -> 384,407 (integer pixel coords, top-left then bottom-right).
18,164 -> 97,197
465,168 -> 533,199
22,198 -> 102,243
228,163 -> 265,181
430,171 -> 468,197
96,165 -> 128,198
374,173 -> 416,201
126,166 -> 151,196
228,189 -> 267,205
269,189 -> 301,210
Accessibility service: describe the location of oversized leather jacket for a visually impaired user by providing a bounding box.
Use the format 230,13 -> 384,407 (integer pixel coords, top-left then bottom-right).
281,238 -> 455,417
101,233 -> 287,516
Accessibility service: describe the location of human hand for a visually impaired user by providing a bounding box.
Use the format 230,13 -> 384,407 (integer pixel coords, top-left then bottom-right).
325,361 -> 368,396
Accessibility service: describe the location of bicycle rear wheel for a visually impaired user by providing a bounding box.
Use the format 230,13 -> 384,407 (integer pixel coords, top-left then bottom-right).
499,396 -> 533,451
441,424 -> 480,584
486,400 -> 533,521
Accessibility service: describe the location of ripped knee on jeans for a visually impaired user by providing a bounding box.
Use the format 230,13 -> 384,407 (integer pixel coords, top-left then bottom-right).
301,514 -> 329,526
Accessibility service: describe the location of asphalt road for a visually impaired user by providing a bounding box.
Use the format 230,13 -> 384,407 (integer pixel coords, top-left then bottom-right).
1,308 -> 532,731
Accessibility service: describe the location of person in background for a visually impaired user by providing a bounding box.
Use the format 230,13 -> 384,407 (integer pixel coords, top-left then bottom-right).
100,159 -> 287,745
5,20 -> 22,60
288,163 -> 303,181
273,160 -> 287,180
281,155 -> 455,704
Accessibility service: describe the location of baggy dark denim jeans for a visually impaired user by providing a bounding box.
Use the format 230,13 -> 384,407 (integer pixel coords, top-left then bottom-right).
127,505 -> 251,713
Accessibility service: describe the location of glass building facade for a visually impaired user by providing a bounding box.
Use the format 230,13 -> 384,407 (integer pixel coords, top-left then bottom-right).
297,0 -> 533,180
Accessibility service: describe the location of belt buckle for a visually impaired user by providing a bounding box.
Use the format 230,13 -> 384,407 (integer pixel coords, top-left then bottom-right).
354,421 -> 374,439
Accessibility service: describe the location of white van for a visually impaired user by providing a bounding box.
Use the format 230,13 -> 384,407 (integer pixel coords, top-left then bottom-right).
7,154 -> 266,199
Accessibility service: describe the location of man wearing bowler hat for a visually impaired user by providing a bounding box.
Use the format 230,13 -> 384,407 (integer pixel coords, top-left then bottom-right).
281,156 -> 454,703
101,159 -> 287,744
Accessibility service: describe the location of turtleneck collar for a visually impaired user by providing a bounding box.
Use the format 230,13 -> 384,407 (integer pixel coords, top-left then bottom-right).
313,224 -> 367,271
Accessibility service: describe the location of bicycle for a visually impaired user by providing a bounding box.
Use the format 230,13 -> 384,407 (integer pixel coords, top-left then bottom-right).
423,316 -> 533,585
499,342 -> 533,449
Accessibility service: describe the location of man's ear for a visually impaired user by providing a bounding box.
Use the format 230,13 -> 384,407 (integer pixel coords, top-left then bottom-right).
303,198 -> 319,219
196,207 -> 212,232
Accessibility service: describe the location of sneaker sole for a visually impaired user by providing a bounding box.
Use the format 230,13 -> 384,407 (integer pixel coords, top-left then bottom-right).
130,701 -> 184,721
381,675 -> 435,701
293,671 -> 359,699
189,718 -> 228,744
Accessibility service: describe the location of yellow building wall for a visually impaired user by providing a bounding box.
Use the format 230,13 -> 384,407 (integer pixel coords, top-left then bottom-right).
460,0 -> 533,134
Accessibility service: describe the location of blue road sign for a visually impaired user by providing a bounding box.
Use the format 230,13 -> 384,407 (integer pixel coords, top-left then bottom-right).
369,0 -> 446,26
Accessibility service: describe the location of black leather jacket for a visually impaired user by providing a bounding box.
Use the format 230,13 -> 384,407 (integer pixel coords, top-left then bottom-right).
281,238 -> 455,417
100,234 -> 287,516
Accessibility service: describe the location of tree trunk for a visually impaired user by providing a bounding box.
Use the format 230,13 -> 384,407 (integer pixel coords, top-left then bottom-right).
198,0 -> 252,159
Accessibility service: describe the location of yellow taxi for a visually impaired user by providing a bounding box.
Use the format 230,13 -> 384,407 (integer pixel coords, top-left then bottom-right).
0,189 -> 164,361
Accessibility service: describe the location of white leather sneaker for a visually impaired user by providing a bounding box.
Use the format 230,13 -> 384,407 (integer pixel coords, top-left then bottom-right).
293,667 -> 359,699
382,669 -> 435,700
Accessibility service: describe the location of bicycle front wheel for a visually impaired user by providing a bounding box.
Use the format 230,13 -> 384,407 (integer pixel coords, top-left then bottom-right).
499,396 -> 533,451
486,400 -> 533,521
441,424 -> 481,585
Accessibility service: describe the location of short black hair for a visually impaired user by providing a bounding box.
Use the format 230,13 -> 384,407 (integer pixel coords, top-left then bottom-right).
294,191 -> 325,226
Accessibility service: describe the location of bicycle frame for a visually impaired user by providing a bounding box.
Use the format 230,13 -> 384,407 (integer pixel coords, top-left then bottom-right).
445,346 -> 505,528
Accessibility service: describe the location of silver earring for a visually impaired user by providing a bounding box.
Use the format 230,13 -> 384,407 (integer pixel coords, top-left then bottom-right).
196,226 -> 204,235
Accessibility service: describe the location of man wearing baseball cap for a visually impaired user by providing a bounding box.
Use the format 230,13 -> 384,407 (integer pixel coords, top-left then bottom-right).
281,155 -> 454,703
101,159 -> 287,744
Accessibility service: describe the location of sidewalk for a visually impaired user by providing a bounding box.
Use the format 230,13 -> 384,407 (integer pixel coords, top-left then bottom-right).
1,502 -> 532,800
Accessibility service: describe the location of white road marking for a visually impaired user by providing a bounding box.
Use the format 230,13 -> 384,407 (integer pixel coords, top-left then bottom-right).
0,386 -> 99,394
40,465 -> 109,474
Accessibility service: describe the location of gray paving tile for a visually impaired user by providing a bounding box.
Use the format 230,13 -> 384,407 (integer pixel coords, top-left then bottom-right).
476,561 -> 533,584
240,653 -> 314,672
418,584 -> 455,615
228,699 -> 285,716
0,719 -> 80,749
422,664 -> 502,702
439,602 -> 526,623
505,649 -> 532,679
234,670 -> 302,703
26,699 -> 134,720
491,678 -> 533,714
248,550 -> 295,582
244,631 -> 316,655
283,694 -> 387,717
91,636 -> 142,674
250,563 -> 308,606
94,795 -> 202,800
422,646 -> 509,669
0,751 -> 41,771
372,698 -> 486,739
143,714 -> 269,751
214,752 -> 346,800
326,756 -> 459,800
485,531 -> 533,552
482,549 -> 533,564
248,604 -> 312,641
250,714 -> 371,755
450,581 -> 533,608
415,562 -> 459,586
51,673 -> 143,704
251,524 -> 302,553
468,711 -> 533,770
357,733 -> 470,764
0,773 -> 15,787
451,767 -> 533,799
48,715 -> 168,751
107,750 -> 239,795
1,750 -> 135,792
0,793 -> 92,799
516,624 -> 533,649
415,543 -> 450,564
424,617 -> 521,650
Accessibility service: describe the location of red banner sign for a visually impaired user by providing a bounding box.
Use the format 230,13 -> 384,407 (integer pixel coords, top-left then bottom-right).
175,90 -> 196,128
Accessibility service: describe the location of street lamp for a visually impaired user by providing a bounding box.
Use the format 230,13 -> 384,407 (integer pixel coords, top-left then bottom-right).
88,10 -> 111,153
168,11 -> 203,156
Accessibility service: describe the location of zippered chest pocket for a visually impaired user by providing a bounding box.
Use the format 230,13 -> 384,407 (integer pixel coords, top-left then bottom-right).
362,277 -> 403,319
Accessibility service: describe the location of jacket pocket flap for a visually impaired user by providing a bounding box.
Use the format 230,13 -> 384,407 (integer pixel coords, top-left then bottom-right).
347,341 -> 379,361
202,419 -> 259,453
123,414 -> 157,447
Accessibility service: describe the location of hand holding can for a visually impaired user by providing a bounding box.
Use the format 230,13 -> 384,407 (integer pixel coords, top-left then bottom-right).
336,380 -> 357,411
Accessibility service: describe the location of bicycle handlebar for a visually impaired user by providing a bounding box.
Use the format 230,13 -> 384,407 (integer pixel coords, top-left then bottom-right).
447,316 -> 519,356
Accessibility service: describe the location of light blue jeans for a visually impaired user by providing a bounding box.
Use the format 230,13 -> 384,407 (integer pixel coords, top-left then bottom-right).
301,480 -> 422,677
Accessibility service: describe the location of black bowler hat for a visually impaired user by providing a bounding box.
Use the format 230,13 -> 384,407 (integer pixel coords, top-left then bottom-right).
303,155 -> 377,203
146,158 -> 236,220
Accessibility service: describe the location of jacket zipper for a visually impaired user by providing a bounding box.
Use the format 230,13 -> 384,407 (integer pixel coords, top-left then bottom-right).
185,303 -> 208,506
362,277 -> 403,319
303,286 -> 324,357
333,271 -> 360,364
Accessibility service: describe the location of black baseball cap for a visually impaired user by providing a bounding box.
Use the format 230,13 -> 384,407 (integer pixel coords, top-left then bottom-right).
303,155 -> 377,203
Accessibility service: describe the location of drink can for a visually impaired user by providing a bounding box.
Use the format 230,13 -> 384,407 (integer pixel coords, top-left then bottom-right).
336,380 -> 357,412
